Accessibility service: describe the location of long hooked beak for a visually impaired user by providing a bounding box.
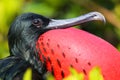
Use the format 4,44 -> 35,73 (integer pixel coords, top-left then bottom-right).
45,12 -> 105,29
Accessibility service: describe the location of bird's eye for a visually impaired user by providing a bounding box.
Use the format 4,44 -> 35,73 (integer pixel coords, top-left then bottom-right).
32,19 -> 42,27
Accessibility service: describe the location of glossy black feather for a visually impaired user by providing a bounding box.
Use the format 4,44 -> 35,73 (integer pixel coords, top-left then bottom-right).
0,56 -> 28,80
0,13 -> 50,80
0,56 -> 45,80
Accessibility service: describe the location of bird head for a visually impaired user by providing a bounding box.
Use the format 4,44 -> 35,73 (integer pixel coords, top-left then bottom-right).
8,13 -> 51,73
8,13 -> 50,56
7,12 -> 105,74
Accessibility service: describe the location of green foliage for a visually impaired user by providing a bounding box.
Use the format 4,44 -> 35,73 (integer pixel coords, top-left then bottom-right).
23,68 -> 32,80
63,67 -> 84,80
117,44 -> 120,51
114,5 -> 120,18
0,0 -> 24,58
46,72 -> 55,80
23,2 -> 55,17
89,66 -> 104,80
0,0 -> 24,33
0,41 -> 9,58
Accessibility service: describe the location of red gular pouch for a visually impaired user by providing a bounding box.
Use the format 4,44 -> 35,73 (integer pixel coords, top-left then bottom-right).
36,27 -> 120,80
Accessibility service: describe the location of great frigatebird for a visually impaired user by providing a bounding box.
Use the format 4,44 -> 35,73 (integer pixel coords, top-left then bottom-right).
0,12 -> 105,80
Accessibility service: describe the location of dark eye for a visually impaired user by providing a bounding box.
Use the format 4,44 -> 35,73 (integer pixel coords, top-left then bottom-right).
32,19 -> 42,27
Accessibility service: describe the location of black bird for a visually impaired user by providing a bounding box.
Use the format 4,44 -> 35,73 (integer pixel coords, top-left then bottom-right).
0,13 -> 50,80
0,12 -> 105,80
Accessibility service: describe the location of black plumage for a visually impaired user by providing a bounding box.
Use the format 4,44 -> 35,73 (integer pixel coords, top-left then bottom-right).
0,13 -> 50,80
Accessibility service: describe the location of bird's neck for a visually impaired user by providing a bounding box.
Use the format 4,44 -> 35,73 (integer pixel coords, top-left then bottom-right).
9,36 -> 46,74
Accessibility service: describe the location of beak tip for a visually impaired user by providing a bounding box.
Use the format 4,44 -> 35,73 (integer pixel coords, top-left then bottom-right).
92,12 -> 106,23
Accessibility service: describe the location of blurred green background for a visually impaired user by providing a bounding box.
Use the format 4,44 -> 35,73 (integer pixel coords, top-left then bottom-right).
0,0 -> 120,58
